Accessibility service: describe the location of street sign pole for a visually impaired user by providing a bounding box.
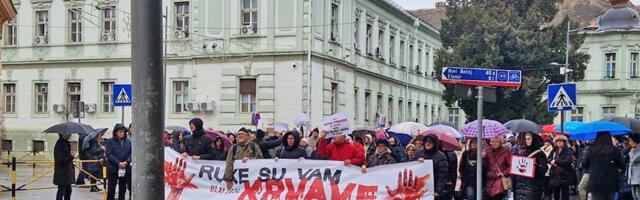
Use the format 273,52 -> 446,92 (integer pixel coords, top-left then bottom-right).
121,106 -> 125,125
476,86 -> 484,200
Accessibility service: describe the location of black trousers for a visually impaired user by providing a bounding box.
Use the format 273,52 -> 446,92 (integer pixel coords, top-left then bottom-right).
56,185 -> 72,200
553,186 -> 570,200
107,174 -> 127,200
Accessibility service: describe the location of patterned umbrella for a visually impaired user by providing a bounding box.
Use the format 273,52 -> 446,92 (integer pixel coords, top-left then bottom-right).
388,122 -> 430,136
428,121 -> 457,129
428,124 -> 463,139
460,119 -> 510,139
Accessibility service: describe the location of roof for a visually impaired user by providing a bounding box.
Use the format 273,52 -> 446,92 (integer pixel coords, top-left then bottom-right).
596,7 -> 640,30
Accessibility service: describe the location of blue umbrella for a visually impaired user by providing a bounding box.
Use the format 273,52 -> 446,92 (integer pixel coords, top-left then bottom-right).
569,121 -> 631,140
386,131 -> 413,146
554,121 -> 585,134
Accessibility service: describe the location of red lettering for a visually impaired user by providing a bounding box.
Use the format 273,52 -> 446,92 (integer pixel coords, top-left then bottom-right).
238,180 -> 262,200
304,179 -> 327,200
330,182 -> 356,200
285,178 -> 308,200
261,179 -> 285,200
356,185 -> 377,200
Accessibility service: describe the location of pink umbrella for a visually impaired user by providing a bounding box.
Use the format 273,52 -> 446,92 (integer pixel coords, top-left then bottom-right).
417,130 -> 462,151
205,128 -> 232,149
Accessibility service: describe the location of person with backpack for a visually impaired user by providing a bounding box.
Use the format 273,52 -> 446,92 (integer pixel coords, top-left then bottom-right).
224,127 -> 263,189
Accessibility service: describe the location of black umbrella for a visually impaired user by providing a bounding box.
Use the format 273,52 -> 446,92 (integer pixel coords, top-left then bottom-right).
504,119 -> 542,134
600,117 -> 640,133
351,127 -> 376,141
43,122 -> 95,135
428,121 -> 457,129
82,128 -> 108,151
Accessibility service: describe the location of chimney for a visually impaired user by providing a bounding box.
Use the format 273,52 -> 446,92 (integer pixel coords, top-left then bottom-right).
610,0 -> 629,8
435,1 -> 446,9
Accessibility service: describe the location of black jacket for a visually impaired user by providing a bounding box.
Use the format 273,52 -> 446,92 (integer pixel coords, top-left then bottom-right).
416,148 -> 449,195
106,137 -> 132,175
256,136 -> 282,159
584,145 -> 625,194
53,137 -> 75,186
548,147 -> 576,186
459,149 -> 485,189
444,150 -> 458,186
513,135 -> 548,200
388,136 -> 405,161
84,139 -> 104,171
275,131 -> 308,159
210,137 -> 227,161
184,131 -> 218,160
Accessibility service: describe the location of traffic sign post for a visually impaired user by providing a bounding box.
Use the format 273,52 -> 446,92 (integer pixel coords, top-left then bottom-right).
548,83 -> 576,112
440,67 -> 522,200
113,84 -> 133,124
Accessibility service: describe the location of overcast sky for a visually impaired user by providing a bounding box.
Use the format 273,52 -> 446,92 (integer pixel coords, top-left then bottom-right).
392,0 -> 640,9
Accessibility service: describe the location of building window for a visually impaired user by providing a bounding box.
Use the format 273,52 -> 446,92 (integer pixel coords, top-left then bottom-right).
3,83 -> 16,113
431,104 -> 436,122
354,16 -> 360,51
399,40 -> 406,67
354,88 -> 359,121
35,10 -> 49,44
67,83 -> 82,116
398,99 -> 404,123
448,108 -> 460,128
376,94 -> 382,116
68,8 -> 82,43
173,81 -> 189,113
330,0 -> 339,42
239,79 -> 256,113
377,29 -> 384,58
407,101 -> 413,121
365,23 -> 372,56
417,48 -> 422,73
330,83 -> 338,114
631,53 -> 638,78
424,105 -> 429,123
241,0 -> 258,34
606,53 -> 616,78
4,19 -> 17,46
175,2 -> 189,38
364,91 -> 371,122
35,83 -> 48,113
416,103 -> 421,123
101,6 -> 116,41
571,106 -> 584,121
101,82 -> 114,113
409,44 -> 415,71
389,35 -> 396,64
387,97 -> 393,124
602,106 -> 616,119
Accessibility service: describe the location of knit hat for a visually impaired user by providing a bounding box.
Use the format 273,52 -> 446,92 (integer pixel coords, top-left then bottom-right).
364,134 -> 373,143
237,127 -> 249,135
376,138 -> 390,148
554,135 -> 568,143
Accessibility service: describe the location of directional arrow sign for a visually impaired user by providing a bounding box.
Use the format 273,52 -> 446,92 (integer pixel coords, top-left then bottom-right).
441,67 -> 522,88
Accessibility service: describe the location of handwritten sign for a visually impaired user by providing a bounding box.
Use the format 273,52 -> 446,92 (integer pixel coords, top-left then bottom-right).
322,112 -> 351,138
510,155 -> 536,178
274,122 -> 289,133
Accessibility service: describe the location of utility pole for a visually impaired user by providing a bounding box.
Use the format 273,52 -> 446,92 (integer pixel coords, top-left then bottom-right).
476,86 -> 484,200
560,21 -> 570,134
131,0 -> 164,199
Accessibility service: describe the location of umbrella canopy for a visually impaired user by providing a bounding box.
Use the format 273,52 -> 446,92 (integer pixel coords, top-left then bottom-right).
205,128 -> 232,149
542,124 -> 559,134
460,119 -> 510,139
554,121 -> 585,134
351,127 -> 376,141
82,128 -> 108,151
418,130 -> 462,151
570,121 -> 632,140
166,125 -> 192,136
388,122 -> 429,136
43,122 -> 95,135
428,124 -> 463,139
428,121 -> 457,129
504,119 -> 542,134
386,131 -> 414,147
600,117 -> 640,133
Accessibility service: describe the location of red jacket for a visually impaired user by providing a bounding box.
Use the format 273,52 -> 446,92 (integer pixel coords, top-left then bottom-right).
317,138 -> 365,166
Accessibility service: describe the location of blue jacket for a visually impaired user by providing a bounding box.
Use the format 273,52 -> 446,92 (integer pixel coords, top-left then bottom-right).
106,137 -> 132,175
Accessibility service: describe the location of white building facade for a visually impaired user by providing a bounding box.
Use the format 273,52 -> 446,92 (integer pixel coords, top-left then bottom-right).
1,0 -> 455,145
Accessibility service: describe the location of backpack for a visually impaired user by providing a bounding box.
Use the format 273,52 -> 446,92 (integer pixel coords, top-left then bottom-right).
231,142 -> 259,159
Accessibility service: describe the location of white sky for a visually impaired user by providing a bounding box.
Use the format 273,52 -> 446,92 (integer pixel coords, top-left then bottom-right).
392,0 -> 640,9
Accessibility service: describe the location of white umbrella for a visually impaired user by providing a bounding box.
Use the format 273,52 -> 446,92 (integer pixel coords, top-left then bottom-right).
388,122 -> 429,136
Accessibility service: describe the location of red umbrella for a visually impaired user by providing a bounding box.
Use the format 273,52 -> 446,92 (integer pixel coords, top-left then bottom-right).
542,124 -> 559,134
418,130 -> 462,151
205,128 -> 232,149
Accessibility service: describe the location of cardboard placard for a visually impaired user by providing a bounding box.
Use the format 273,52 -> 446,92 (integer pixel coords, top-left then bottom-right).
510,155 -> 536,178
322,112 -> 351,138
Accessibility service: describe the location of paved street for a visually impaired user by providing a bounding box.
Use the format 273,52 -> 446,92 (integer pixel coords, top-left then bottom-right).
0,163 -> 104,199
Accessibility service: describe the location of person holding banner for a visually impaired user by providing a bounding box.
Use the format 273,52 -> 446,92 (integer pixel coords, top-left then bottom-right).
365,138 -> 397,168
183,118 -> 218,160
548,135 -> 575,200
274,130 -> 308,160
224,127 -> 263,189
317,130 -> 365,166
400,144 -> 418,162
415,134 -> 450,199
628,134 -> 640,200
512,133 -> 548,200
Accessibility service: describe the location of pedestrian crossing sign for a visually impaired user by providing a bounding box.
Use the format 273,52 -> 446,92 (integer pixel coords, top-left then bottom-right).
548,83 -> 576,112
112,84 -> 132,107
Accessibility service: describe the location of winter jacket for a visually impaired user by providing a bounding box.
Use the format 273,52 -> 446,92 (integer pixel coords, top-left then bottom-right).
388,136 -> 405,161
84,139 -> 104,171
184,130 -> 218,160
459,149 -> 484,189
317,138 -> 365,166
367,151 -> 397,167
628,147 -> 640,185
485,146 -> 511,197
299,145 -> 313,158
275,131 -> 308,159
513,145 -> 548,200
415,147 -> 449,196
444,150 -> 458,187
53,137 -> 75,186
548,147 -> 576,186
584,144 -> 625,195
255,136 -> 281,159
211,137 -> 227,161
170,132 -> 186,154
106,137 -> 132,175
223,141 -> 263,181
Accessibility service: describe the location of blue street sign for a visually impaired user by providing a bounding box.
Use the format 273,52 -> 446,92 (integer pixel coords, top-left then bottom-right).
113,84 -> 132,107
441,67 -> 522,87
548,83 -> 576,112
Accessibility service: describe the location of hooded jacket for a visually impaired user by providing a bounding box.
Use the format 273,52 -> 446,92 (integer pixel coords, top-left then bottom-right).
275,131 -> 308,159
317,136 -> 365,166
106,123 -> 132,175
170,130 -> 186,154
415,135 -> 449,196
367,140 -> 397,167
513,133 -> 548,200
184,118 -> 218,160
223,136 -> 263,181
254,129 -> 281,159
388,135 -> 405,161
211,137 -> 227,161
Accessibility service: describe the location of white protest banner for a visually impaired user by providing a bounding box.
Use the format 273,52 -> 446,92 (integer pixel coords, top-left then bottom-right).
294,113 -> 310,128
322,112 -> 351,138
510,155 -> 536,178
274,122 -> 289,132
164,148 -> 435,200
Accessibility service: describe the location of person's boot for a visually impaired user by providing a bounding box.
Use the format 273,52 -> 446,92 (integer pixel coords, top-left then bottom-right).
90,186 -> 102,192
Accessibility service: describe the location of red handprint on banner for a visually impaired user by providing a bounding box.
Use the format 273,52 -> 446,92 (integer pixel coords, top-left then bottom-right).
384,168 -> 431,200
164,157 -> 198,200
